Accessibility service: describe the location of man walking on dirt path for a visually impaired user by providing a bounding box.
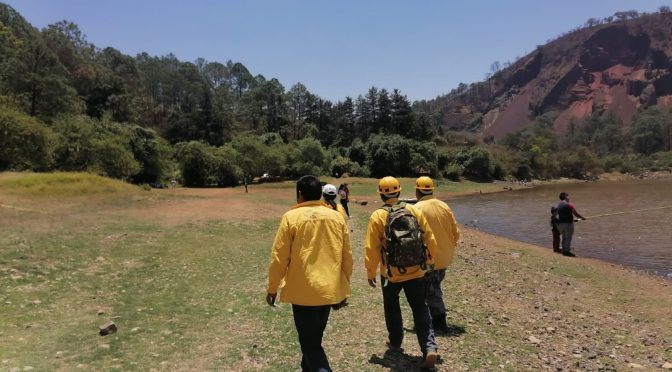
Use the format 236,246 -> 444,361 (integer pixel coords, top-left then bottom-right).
556,192 -> 586,257
364,176 -> 440,369
267,175 -> 353,372
414,176 -> 460,334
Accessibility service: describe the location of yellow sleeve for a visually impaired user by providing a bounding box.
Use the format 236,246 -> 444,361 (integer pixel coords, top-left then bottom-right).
417,211 -> 439,266
446,206 -> 460,245
341,221 -> 353,281
267,215 -> 291,294
364,212 -> 383,280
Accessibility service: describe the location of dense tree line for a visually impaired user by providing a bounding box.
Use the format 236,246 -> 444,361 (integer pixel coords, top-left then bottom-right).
1,3 -> 670,186
496,108 -> 672,179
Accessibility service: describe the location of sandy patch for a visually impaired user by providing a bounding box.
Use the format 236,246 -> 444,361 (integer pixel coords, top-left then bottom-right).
124,187 -> 294,226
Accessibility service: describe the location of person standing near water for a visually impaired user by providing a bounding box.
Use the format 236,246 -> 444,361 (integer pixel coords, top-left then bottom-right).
556,192 -> 586,257
550,206 -> 561,253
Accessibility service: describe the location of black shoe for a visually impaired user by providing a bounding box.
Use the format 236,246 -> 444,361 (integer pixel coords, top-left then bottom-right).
562,251 -> 576,257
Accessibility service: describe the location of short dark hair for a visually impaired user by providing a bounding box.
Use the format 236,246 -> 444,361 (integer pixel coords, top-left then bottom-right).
559,192 -> 567,200
297,175 -> 322,201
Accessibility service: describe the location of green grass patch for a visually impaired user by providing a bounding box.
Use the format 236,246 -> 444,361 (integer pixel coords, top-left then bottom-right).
0,172 -> 141,197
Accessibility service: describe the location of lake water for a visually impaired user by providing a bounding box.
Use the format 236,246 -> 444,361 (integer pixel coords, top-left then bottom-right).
447,178 -> 672,278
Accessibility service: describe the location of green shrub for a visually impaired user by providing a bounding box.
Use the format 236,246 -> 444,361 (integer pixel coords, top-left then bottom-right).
0,109 -> 56,171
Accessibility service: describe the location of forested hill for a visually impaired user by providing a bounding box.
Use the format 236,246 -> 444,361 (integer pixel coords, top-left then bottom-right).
0,3 -> 433,146
416,9 -> 672,139
1,3 -> 671,185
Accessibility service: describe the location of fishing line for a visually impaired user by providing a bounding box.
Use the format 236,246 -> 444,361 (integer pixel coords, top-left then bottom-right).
585,205 -> 672,219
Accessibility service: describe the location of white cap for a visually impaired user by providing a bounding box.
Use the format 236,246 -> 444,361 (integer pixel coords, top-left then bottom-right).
322,184 -> 337,196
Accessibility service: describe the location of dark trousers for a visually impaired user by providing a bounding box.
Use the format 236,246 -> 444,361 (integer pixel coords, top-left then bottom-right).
552,226 -> 560,252
382,276 -> 438,354
292,304 -> 333,372
425,269 -> 446,317
340,200 -> 350,217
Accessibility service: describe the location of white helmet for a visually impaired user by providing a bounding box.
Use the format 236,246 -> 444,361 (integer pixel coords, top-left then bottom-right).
322,184 -> 337,196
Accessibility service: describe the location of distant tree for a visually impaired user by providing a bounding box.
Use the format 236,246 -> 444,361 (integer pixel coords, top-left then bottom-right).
490,61 -> 501,74
174,141 -> 216,187
390,89 -> 414,136
285,137 -> 328,177
585,18 -> 599,28
659,5 -> 671,13
127,125 -> 173,183
88,121 -> 141,181
51,115 -> 98,171
229,62 -> 253,98
630,107 -> 667,155
0,109 -> 56,171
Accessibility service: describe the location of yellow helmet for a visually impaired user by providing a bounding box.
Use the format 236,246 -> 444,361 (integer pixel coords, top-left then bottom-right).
377,176 -> 401,195
415,176 -> 434,191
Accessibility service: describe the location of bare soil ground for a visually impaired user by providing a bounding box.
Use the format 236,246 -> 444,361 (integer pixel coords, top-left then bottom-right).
1,176 -> 671,371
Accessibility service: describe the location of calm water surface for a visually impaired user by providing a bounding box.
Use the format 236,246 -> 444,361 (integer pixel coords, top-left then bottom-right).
448,178 -> 672,277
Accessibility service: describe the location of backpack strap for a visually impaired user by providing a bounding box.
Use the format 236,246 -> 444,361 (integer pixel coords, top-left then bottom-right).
379,204 -> 394,277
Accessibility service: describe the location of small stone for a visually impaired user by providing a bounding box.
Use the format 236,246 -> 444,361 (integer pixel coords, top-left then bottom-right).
546,327 -> 556,333
10,368 -> 21,372
97,309 -> 105,315
23,367 -> 34,371
131,327 -> 141,332
662,362 -> 672,369
99,321 -> 117,336
99,343 -> 110,349
31,300 -> 41,306
76,364 -> 86,369
55,351 -> 63,358
628,363 -> 645,369
2,359 -> 9,364
529,335 -> 541,344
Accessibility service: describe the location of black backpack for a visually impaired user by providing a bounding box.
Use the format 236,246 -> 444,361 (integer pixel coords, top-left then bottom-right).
381,202 -> 429,277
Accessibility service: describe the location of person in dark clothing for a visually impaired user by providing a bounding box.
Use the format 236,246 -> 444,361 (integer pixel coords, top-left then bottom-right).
550,206 -> 560,253
338,183 -> 350,219
556,192 -> 586,257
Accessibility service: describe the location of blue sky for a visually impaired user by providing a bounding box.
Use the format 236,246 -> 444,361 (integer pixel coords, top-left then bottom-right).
4,0 -> 667,102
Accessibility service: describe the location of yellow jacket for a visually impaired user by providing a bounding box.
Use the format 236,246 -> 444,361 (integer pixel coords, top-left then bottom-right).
364,198 -> 438,283
322,200 -> 348,222
268,200 -> 353,306
414,196 -> 460,269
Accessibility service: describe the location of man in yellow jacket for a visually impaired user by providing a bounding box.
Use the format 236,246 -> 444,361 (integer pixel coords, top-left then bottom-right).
414,176 -> 460,334
267,175 -> 353,372
364,176 -> 440,369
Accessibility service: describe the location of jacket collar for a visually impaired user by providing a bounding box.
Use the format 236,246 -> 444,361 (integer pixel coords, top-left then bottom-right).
291,200 -> 325,210
418,195 -> 435,202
